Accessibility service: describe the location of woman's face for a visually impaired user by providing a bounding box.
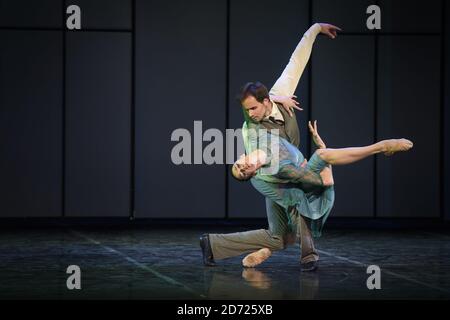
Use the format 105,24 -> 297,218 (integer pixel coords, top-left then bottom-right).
232,154 -> 258,180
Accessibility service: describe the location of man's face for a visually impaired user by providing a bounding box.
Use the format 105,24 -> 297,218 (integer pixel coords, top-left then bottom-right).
242,95 -> 268,122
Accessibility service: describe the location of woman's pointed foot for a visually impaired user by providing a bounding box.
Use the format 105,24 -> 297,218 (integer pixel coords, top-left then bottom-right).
383,139 -> 413,156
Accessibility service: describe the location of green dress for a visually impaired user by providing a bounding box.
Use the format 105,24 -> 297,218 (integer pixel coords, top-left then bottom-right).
242,122 -> 335,237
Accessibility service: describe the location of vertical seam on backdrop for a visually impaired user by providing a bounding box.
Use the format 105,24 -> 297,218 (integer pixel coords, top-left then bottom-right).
225,0 -> 230,219
374,0 -> 379,218
307,0 -> 313,158
62,0 -> 66,217
130,0 -> 136,219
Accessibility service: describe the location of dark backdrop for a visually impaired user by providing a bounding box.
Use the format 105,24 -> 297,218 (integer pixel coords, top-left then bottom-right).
0,0 -> 448,219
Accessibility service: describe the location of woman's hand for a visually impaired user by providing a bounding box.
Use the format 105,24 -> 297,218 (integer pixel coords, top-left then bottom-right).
308,120 -> 326,149
270,95 -> 303,117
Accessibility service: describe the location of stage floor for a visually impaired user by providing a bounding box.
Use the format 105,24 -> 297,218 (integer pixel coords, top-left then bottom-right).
1,222 -> 449,300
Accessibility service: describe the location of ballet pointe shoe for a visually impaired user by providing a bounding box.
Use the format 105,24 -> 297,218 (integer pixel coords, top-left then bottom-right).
242,248 -> 272,268
383,139 -> 413,156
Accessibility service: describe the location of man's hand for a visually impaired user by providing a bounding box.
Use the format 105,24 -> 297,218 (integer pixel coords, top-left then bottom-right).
318,23 -> 342,39
308,120 -> 326,149
271,95 -> 303,117
300,159 -> 308,168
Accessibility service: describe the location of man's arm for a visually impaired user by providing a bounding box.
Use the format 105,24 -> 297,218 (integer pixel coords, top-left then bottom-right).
269,23 -> 321,97
269,23 -> 341,98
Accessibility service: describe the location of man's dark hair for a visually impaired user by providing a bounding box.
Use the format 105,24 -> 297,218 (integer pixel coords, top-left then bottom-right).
231,165 -> 252,182
237,82 -> 270,104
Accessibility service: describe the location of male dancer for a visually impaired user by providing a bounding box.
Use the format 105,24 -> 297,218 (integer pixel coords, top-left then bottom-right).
200,22 -> 342,271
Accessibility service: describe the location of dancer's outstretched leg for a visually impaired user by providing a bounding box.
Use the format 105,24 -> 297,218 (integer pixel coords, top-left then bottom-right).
315,139 -> 413,166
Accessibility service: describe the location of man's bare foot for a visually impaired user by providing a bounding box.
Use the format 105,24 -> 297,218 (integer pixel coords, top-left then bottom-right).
242,248 -> 272,268
320,166 -> 334,186
382,139 -> 413,156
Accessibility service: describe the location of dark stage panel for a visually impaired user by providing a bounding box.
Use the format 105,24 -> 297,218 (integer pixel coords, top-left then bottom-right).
228,0 -> 310,218
1,225 -> 449,299
312,0 -> 376,33
135,0 -> 227,218
445,0 -> 450,221
0,30 -> 62,217
379,0 -> 442,33
377,36 -> 440,217
0,0 -> 62,28
65,32 -> 131,217
312,36 -> 375,217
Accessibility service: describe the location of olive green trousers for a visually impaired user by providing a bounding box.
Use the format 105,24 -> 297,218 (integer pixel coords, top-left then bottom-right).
209,198 -> 319,264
